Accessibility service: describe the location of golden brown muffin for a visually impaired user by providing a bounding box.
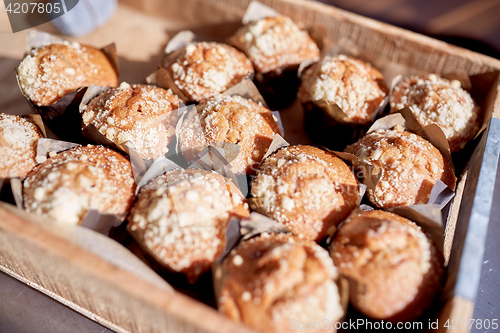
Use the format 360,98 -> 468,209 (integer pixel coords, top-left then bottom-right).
330,210 -> 443,322
344,129 -> 456,209
128,169 -> 249,283
23,145 -> 135,225
0,113 -> 42,178
390,74 -> 481,152
164,42 -> 254,102
251,145 -> 359,241
231,16 -> 320,74
298,55 -> 388,124
178,95 -> 281,174
219,232 -> 344,333
18,42 -> 118,106
82,83 -> 180,159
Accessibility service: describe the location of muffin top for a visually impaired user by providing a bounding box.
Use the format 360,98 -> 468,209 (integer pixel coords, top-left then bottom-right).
23,145 -> 136,225
330,210 -> 443,321
0,113 -> 42,179
178,95 -> 281,174
219,232 -> 343,333
82,83 -> 180,159
390,74 -> 481,152
128,169 -> 249,282
18,42 -> 118,106
231,16 -> 320,73
251,145 -> 359,241
164,42 -> 253,102
298,55 -> 388,124
345,129 -> 456,209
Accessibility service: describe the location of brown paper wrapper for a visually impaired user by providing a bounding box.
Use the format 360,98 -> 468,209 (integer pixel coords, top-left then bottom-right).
17,31 -> 119,143
212,212 -> 349,323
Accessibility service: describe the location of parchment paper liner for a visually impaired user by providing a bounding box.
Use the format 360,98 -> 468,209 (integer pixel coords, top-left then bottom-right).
342,108 -> 456,210
148,30 -> 255,104
300,38 -> 392,150
228,1 -> 325,109
247,135 -> 367,224
212,212 -> 349,322
17,31 -> 119,143
79,84 -> 180,162
31,139 -> 130,235
0,114 -> 47,209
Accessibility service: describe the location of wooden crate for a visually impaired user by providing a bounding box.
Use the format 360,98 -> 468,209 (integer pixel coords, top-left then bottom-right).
1,0 -> 500,332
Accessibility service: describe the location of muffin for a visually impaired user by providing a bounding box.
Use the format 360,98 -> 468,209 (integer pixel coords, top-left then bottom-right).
230,15 -> 321,108
23,145 -> 135,225
298,55 -> 388,123
128,169 -> 249,283
251,145 -> 359,241
390,74 -> 481,152
330,210 -> 443,322
18,42 -> 118,106
178,95 -> 281,174
219,232 -> 344,333
82,83 -> 181,159
298,55 -> 388,150
163,42 -> 254,102
344,129 -> 456,209
231,16 -> 319,74
0,113 -> 42,179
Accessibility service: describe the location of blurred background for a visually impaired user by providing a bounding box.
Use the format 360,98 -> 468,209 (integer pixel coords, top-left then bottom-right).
319,0 -> 500,58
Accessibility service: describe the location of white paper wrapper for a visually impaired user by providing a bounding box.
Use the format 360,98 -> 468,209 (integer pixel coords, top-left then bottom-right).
241,1 -> 280,25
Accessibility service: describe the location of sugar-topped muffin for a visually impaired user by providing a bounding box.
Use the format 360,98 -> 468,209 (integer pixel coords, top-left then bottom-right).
298,55 -> 388,124
164,42 -> 253,102
18,42 -> 118,106
390,74 -> 481,152
219,232 -> 344,333
178,95 -> 281,174
231,15 -> 320,74
128,169 -> 249,283
23,145 -> 135,225
344,129 -> 456,209
0,113 -> 42,179
330,210 -> 443,322
82,83 -> 180,159
251,145 -> 359,241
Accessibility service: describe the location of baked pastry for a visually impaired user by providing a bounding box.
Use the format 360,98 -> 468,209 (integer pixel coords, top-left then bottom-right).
298,55 -> 388,124
82,83 -> 181,159
231,16 -> 320,74
330,210 -> 443,322
344,129 -> 456,209
390,74 -> 481,152
18,42 -> 118,106
251,145 -> 359,241
298,55 -> 388,150
23,145 -> 135,225
178,95 -> 281,174
164,42 -> 254,102
128,169 -> 249,283
219,232 -> 344,333
230,15 -> 320,108
0,113 -> 42,178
